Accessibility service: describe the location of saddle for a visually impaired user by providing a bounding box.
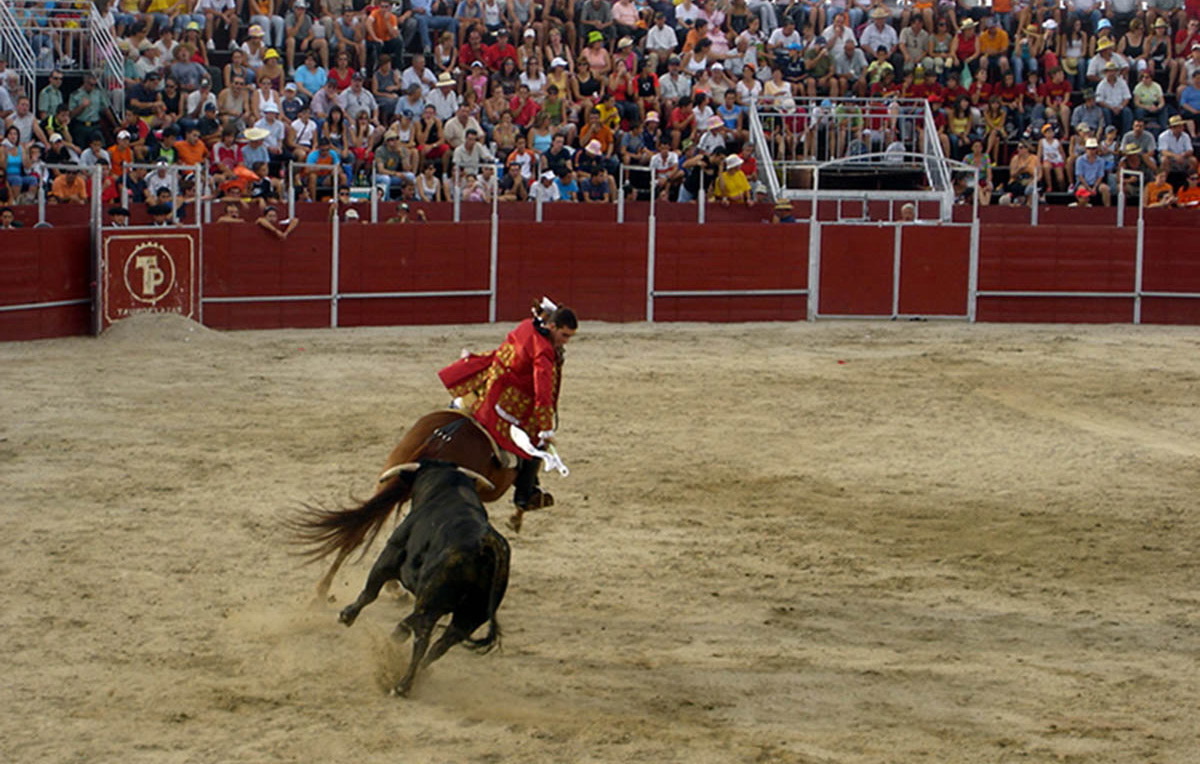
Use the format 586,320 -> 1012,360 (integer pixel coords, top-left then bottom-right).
437,409 -> 520,471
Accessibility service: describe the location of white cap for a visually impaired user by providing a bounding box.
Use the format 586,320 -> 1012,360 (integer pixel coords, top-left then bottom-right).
284,82 -> 297,91
263,102 -> 279,113
117,130 -> 132,140
550,57 -> 567,68
344,208 -> 360,219
710,62 -> 724,70
524,28 -> 536,38
50,132 -> 64,142
541,170 -> 556,180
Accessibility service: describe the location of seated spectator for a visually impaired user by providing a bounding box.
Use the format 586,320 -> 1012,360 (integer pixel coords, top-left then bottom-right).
529,169 -> 561,202
1158,114 -> 1197,177
50,165 -> 88,204
257,205 -> 299,238
1073,137 -> 1112,206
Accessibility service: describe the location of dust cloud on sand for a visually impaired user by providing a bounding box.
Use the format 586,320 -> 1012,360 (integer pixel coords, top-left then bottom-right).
2,315 -> 1198,763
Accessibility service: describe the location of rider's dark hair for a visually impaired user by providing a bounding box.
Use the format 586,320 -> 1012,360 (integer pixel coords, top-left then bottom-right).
549,307 -> 577,330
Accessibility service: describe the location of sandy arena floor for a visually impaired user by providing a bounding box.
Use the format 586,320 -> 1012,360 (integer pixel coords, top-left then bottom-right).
2,315 -> 1198,763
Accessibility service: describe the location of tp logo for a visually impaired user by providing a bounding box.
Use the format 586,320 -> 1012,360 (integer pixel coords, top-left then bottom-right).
122,242 -> 177,304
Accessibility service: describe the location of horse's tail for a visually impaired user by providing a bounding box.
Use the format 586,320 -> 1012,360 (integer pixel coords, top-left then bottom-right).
463,530 -> 509,654
286,476 -> 413,564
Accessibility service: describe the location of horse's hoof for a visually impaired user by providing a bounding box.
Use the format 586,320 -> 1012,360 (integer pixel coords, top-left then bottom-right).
338,607 -> 358,627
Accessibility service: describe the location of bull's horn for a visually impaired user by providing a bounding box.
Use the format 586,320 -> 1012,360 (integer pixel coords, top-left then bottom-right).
377,462 -> 422,483
455,467 -> 496,491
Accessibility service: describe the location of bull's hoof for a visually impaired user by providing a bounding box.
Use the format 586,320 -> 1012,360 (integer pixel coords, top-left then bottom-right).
527,490 -> 554,510
506,511 -> 524,533
390,623 -> 413,643
391,683 -> 413,698
338,607 -> 359,627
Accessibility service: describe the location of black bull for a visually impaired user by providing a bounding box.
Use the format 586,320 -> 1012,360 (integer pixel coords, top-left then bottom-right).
337,461 -> 511,696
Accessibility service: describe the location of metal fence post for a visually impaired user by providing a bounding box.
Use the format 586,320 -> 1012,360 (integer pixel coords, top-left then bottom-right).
489,170 -> 499,323
646,166 -> 657,322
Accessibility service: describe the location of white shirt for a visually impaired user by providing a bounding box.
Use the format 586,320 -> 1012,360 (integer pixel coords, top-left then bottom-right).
426,87 -> 460,121
292,117 -> 318,146
253,116 -> 286,150
859,23 -> 899,54
401,66 -> 438,95
649,151 -> 679,173
1158,128 -> 1194,155
645,24 -> 679,53
185,89 -> 217,116
337,87 -> 377,119
529,179 -> 560,202
768,28 -> 801,49
1095,77 -> 1131,109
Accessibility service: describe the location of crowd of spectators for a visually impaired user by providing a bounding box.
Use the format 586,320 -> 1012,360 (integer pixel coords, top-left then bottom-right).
3,0 -> 1200,213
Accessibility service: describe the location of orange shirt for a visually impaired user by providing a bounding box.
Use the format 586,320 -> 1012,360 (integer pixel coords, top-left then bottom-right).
369,8 -> 399,41
979,29 -> 1010,56
1176,185 -> 1200,208
51,174 -> 88,201
175,139 -> 209,166
1144,180 -> 1173,206
108,144 -> 133,175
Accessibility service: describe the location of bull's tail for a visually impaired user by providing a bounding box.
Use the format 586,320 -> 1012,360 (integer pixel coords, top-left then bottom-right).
285,477 -> 413,564
463,531 -> 510,654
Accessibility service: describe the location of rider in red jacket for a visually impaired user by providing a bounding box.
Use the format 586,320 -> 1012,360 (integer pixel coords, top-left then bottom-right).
439,300 -> 578,515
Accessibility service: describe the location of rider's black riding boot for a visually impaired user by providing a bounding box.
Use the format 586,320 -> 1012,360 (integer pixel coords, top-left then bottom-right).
512,456 -> 541,509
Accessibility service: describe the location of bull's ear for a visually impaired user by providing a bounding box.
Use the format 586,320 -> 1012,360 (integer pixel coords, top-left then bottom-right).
454,466 -> 496,492
377,462 -> 422,484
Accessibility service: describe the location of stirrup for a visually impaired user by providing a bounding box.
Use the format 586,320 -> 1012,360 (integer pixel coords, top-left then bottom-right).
524,489 -> 554,510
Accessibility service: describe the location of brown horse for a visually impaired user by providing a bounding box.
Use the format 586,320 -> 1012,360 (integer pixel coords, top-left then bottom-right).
289,410 -> 519,600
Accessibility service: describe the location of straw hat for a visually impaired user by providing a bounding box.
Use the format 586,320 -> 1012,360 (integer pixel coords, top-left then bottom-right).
244,127 -> 270,141
1122,142 -> 1142,156
1097,37 -> 1114,51
1169,114 -> 1185,127
870,6 -> 889,18
436,71 -> 455,87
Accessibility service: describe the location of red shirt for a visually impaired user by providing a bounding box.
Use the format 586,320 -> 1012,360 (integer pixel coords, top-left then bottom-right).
459,43 -> 488,68
1041,79 -> 1072,103
968,81 -> 993,103
485,42 -> 518,72
997,83 -> 1024,104
508,95 -> 540,127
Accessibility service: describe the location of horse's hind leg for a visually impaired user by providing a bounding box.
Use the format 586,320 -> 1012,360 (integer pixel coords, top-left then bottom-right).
314,547 -> 351,603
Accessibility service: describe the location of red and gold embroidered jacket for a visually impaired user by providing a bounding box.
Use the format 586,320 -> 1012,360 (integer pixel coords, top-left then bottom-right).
438,318 -> 562,457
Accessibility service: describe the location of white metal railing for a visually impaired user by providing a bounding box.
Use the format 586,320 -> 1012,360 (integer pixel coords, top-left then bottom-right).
0,0 -> 37,100
89,9 -> 124,119
747,97 -> 781,202
3,0 -> 91,72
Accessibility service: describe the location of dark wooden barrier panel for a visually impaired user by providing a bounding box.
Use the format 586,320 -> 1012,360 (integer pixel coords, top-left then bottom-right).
976,224 -> 1137,323
898,225 -> 971,317
653,222 -> 809,322
496,221 -> 649,322
337,221 -> 492,326
818,224 -> 895,315
1141,226 -> 1200,324
200,222 -> 334,330
0,226 -> 92,341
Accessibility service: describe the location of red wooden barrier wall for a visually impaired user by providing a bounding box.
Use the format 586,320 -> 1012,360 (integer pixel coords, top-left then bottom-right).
653,223 -> 808,322
899,225 -> 971,317
976,224 -> 1138,323
0,227 -> 92,341
1140,228 -> 1200,325
6,218 -> 1200,342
